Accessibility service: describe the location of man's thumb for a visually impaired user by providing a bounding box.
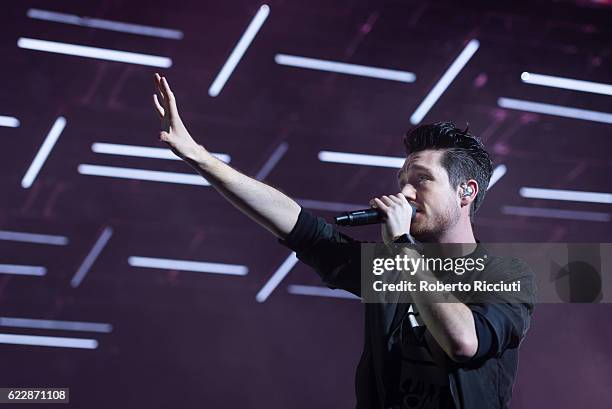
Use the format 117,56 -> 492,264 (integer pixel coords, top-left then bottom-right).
159,131 -> 171,142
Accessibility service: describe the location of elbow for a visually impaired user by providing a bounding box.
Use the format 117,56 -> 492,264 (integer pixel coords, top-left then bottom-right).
448,335 -> 479,363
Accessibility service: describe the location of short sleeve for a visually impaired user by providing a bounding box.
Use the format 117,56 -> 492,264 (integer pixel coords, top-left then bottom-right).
278,207 -> 362,296
469,301 -> 533,361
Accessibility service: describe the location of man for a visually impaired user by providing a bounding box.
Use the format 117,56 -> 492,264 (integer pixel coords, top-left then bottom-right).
152,74 -> 534,409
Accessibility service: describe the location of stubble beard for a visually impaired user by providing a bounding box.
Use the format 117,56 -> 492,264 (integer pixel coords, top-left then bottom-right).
411,201 -> 460,243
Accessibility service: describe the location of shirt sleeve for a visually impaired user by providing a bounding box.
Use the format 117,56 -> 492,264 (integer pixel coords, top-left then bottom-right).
278,207 -> 362,297
467,258 -> 536,362
469,302 -> 533,361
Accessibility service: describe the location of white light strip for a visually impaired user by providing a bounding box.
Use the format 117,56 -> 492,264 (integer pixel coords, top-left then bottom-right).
255,142 -> 288,180
208,5 -> 270,97
319,153 -> 505,191
502,206 -> 610,222
275,54 -> 416,83
520,72 -> 612,96
0,333 -> 98,349
0,115 -> 20,128
410,39 -> 480,124
0,317 -> 112,333
17,37 -> 172,68
21,116 -> 66,189
287,285 -> 360,300
0,264 -> 46,276
91,142 -> 230,163
318,151 -> 404,168
27,8 -> 184,40
256,253 -> 299,303
78,164 -> 210,186
520,187 -> 612,204
0,230 -> 68,245
497,97 -> 612,124
296,198 -> 364,212
488,164 -> 507,189
128,256 -> 248,276
71,227 -> 113,288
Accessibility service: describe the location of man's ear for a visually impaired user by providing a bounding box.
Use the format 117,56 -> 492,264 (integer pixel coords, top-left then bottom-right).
460,180 -> 478,208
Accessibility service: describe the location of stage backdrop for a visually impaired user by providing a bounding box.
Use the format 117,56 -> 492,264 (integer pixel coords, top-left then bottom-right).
1,0 -> 611,407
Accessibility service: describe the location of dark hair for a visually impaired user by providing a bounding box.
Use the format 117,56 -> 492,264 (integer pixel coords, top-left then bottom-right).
403,121 -> 494,219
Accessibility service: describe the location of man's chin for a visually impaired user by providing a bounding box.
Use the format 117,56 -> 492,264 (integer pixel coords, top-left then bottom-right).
410,226 -> 429,242
410,223 -> 438,243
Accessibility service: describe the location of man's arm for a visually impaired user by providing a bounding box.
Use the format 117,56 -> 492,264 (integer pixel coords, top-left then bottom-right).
152,73 -> 301,239
405,266 -> 479,362
374,194 -> 478,362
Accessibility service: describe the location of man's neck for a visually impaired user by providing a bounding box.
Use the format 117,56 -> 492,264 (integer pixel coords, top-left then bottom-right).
425,218 -> 477,258
436,225 -> 476,244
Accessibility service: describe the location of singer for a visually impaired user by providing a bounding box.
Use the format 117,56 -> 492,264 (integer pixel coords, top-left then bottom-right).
152,74 -> 535,409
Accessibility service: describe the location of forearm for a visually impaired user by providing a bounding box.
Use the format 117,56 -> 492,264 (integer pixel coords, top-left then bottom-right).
401,248 -> 478,361
184,144 -> 301,240
412,300 -> 477,362
151,74 -> 301,240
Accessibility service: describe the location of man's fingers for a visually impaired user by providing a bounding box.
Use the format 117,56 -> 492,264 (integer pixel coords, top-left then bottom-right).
373,198 -> 388,212
154,73 -> 166,102
388,195 -> 402,204
161,76 -> 179,117
153,94 -> 165,118
380,195 -> 396,207
389,194 -> 409,206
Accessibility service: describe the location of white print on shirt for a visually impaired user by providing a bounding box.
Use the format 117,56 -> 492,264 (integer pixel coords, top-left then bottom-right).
407,304 -> 424,328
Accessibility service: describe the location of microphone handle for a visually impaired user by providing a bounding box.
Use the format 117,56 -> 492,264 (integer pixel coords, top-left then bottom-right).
335,209 -> 382,226
335,204 -> 417,226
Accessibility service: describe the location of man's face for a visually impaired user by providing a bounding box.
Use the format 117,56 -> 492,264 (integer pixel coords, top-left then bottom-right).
397,149 -> 461,241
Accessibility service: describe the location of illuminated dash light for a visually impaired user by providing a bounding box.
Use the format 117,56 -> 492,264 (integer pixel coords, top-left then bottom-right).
488,165 -> 507,189
318,151 -> 404,168
21,116 -> 66,189
78,164 -> 210,186
0,333 -> 98,349
0,231 -> 68,245
70,227 -> 113,288
17,37 -> 172,68
208,4 -> 270,97
256,253 -> 299,303
27,8 -> 183,39
519,187 -> 612,204
91,142 -> 230,163
0,317 -> 112,333
0,115 -> 20,127
128,256 -> 248,276
521,72 -> 612,96
497,97 -> 612,124
275,54 -> 416,83
502,206 -> 610,222
255,142 -> 288,180
319,153 -> 505,190
0,264 -> 46,276
410,39 -> 480,124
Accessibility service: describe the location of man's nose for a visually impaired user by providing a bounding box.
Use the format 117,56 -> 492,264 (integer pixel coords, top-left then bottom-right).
400,184 -> 417,201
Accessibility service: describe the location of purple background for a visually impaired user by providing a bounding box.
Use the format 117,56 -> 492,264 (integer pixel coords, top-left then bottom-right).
1,0 -> 611,407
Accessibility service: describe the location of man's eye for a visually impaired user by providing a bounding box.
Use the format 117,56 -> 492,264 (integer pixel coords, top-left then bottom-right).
418,175 -> 428,182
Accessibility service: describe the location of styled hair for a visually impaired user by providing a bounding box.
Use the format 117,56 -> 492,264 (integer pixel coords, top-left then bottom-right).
403,121 -> 494,219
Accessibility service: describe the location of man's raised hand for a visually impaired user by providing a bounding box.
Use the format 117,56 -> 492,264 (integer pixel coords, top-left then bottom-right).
153,73 -> 201,160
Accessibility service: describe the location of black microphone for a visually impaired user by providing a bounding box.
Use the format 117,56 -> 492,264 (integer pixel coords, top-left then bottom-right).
335,203 -> 418,226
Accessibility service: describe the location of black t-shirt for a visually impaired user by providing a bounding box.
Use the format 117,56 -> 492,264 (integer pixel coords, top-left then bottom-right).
384,303 -> 454,409
279,207 -> 536,409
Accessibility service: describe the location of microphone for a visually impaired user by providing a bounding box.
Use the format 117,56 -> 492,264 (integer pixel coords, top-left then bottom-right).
335,203 -> 418,226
